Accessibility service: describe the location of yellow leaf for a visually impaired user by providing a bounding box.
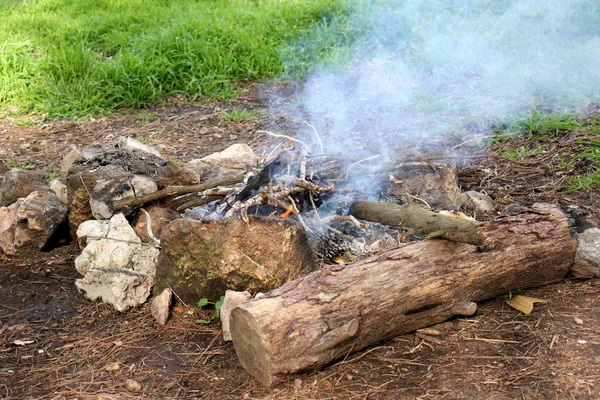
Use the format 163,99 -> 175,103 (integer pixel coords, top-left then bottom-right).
506,295 -> 548,314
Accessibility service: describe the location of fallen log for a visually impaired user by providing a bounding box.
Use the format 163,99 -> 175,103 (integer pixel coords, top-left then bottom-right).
349,200 -> 485,245
230,203 -> 577,387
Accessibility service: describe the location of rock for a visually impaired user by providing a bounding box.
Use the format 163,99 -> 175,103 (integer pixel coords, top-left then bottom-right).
133,205 -> 180,244
0,191 -> 68,255
571,228 -> 600,278
151,288 -> 172,325
119,136 -> 162,158
220,290 -> 252,341
154,161 -> 198,189
90,174 -> 158,219
367,234 -> 398,253
67,166 -> 129,237
66,150 -> 197,235
59,146 -> 83,178
383,162 -> 461,210
186,143 -> 257,181
75,268 -> 152,312
154,216 -> 317,303
460,191 -> 495,216
0,169 -> 50,206
75,213 -> 159,280
49,179 -> 68,204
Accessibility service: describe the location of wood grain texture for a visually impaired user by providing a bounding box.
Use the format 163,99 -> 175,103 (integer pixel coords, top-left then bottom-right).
230,204 -> 577,387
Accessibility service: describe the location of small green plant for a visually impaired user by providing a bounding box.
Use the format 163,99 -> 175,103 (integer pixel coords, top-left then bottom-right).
220,108 -> 263,122
43,170 -> 58,182
501,144 -> 544,160
134,111 -> 157,126
196,295 -> 225,324
4,159 -> 35,170
563,170 -> 600,192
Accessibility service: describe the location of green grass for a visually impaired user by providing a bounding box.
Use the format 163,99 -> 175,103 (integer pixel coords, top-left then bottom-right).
4,159 -> 36,170
495,110 -> 600,192
220,108 -> 263,122
494,110 -> 582,141
0,0 -> 358,118
501,144 -> 545,161
134,111 -> 157,126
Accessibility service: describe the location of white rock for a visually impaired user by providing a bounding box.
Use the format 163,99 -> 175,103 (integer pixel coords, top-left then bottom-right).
220,290 -> 252,341
186,143 -> 257,181
75,268 -> 152,312
0,201 -> 20,255
460,191 -> 495,216
571,228 -> 600,278
74,214 -> 142,275
49,179 -> 68,204
119,136 -> 162,158
151,288 -> 172,325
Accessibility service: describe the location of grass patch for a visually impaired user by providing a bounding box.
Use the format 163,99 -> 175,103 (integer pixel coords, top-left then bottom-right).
564,170 -> 600,192
220,108 -> 263,122
4,159 -> 36,170
134,111 -> 157,126
494,110 -> 581,141
501,144 -> 545,161
0,0 -> 358,118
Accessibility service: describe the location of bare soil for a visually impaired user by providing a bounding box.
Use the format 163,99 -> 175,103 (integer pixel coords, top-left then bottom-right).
1,83 -> 599,399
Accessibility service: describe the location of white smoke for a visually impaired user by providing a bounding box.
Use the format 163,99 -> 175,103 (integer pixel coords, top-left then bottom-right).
291,0 -> 600,157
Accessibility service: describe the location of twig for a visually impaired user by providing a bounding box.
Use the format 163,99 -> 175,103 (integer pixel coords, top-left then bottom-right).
257,130 -> 311,152
112,174 -> 245,209
141,208 -> 160,246
345,154 -> 382,175
287,196 -> 312,233
303,121 -> 325,154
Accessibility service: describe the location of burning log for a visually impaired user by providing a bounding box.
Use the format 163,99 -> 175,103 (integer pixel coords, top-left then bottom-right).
349,200 -> 485,245
230,204 -> 577,387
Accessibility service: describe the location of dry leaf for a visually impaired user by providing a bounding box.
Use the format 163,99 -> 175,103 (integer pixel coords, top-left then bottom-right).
105,362 -> 121,371
506,295 -> 548,314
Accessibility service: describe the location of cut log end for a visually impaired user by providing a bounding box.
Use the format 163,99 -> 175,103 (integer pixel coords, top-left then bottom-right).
230,306 -> 273,387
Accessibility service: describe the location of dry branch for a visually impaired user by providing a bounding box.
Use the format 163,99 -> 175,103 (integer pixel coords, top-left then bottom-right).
230,204 -> 577,387
111,174 -> 245,210
349,201 -> 485,245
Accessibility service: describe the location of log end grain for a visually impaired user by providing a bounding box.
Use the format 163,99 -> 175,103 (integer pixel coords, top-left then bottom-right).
230,306 -> 273,387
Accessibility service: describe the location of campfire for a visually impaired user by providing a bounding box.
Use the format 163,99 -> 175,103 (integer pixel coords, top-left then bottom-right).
0,135 -> 598,388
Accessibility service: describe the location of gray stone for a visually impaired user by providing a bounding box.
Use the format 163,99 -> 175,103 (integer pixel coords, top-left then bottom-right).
49,179 -> 68,204
221,290 -> 252,341
186,143 -> 257,181
75,268 -> 152,312
571,228 -> 600,278
119,136 -> 162,158
460,191 -> 495,217
0,169 -> 49,206
151,288 -> 172,325
0,191 -> 68,255
90,174 -> 158,219
383,162 -> 461,210
60,146 -> 83,178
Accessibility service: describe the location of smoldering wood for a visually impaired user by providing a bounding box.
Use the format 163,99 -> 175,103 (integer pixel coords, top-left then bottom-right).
349,201 -> 485,245
230,204 -> 577,387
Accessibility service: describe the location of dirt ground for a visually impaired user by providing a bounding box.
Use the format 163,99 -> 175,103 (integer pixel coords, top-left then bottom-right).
1,84 -> 599,399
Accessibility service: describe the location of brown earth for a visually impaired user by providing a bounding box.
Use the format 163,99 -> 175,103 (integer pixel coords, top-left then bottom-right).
1,83 -> 599,399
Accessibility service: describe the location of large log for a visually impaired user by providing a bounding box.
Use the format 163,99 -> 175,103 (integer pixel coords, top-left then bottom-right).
230,204 -> 577,387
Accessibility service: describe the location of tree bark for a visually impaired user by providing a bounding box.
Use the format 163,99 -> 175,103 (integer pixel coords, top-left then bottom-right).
230,204 -> 577,387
